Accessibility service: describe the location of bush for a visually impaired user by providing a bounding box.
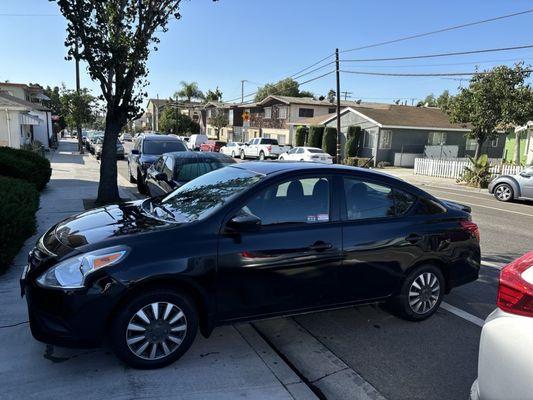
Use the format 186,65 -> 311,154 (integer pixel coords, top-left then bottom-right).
295,126 -> 307,147
308,126 -> 324,149
345,126 -> 361,158
322,127 -> 337,156
0,177 -> 40,270
458,154 -> 492,188
0,147 -> 51,191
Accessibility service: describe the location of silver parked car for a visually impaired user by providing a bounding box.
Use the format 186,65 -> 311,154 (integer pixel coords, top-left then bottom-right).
488,166 -> 533,202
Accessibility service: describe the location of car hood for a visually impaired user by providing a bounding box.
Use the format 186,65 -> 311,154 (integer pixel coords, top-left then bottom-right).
139,154 -> 160,164
53,201 -> 169,249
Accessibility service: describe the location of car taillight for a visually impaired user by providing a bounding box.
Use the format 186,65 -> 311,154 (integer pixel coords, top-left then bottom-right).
267,145 -> 272,152
460,220 -> 480,241
497,252 -> 533,317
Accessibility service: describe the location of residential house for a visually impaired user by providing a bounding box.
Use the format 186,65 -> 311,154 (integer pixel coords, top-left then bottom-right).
139,98 -> 206,133
0,83 -> 53,149
205,101 -> 238,140
296,104 -> 506,166
515,121 -> 533,165
144,98 -> 169,131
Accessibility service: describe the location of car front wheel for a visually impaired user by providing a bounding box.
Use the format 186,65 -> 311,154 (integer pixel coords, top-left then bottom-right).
231,151 -> 235,158
110,289 -> 198,369
137,170 -> 147,194
240,150 -> 246,160
494,183 -> 513,202
259,151 -> 265,161
391,265 -> 444,321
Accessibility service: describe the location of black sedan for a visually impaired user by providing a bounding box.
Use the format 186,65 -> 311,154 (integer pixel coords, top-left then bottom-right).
21,162 -> 480,369
145,152 -> 236,197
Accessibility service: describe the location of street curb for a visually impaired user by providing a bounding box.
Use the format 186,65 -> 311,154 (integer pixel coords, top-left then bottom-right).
253,318 -> 387,400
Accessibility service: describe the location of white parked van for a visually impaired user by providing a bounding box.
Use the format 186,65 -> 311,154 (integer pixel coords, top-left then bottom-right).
188,134 -> 209,150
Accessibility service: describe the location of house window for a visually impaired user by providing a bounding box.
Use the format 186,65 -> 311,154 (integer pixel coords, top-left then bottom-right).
328,108 -> 336,114
466,139 -> 476,151
278,135 -> 286,145
298,108 -> 314,118
363,130 -> 377,148
427,132 -> 447,145
491,137 -> 498,147
264,107 -> 272,119
278,107 -> 288,119
379,129 -> 392,149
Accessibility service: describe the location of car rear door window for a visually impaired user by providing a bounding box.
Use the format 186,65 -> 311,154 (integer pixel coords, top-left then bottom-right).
176,162 -> 199,182
241,177 -> 331,226
343,178 -> 395,220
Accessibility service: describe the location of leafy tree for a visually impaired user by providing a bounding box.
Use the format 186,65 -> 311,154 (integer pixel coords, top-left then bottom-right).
436,90 -> 452,111
52,0 -> 204,204
60,87 -> 96,151
308,126 -> 324,149
322,127 -> 337,156
295,126 -> 307,146
175,81 -> 205,103
254,78 -> 314,102
417,94 -> 437,107
208,112 -> 229,139
159,107 -> 199,135
326,89 -> 336,103
205,87 -> 223,102
345,125 -> 361,158
448,64 -> 533,160
44,86 -> 67,131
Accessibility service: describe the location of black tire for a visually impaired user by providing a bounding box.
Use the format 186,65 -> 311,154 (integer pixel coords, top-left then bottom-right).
494,183 -> 513,202
128,163 -> 137,183
259,151 -> 265,161
240,150 -> 246,160
137,170 -> 147,195
109,289 -> 198,369
231,151 -> 235,158
279,156 -> 284,161
390,264 -> 444,321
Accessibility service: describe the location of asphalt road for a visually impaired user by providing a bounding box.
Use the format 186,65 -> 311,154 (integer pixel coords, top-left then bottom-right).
115,145 -> 532,400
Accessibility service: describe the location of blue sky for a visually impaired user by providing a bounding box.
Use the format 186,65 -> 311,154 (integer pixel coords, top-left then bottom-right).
1,0 -> 532,106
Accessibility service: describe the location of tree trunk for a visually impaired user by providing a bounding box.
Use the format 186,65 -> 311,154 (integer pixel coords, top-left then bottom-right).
514,129 -> 521,165
96,110 -> 123,204
474,138 -> 484,160
77,125 -> 84,154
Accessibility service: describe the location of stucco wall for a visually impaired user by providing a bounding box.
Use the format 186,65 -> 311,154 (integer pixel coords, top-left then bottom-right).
0,110 -> 22,148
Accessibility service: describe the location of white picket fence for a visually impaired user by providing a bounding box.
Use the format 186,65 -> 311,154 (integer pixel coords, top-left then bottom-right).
414,158 -> 523,180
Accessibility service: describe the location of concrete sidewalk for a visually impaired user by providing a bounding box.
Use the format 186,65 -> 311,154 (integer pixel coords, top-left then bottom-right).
0,139 -> 314,400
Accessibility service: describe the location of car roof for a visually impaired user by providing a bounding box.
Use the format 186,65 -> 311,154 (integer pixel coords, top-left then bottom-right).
141,134 -> 182,141
163,151 -> 234,161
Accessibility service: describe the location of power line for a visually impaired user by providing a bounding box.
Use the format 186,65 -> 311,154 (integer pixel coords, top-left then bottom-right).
346,57 -> 533,69
292,61 -> 335,81
288,53 -> 335,78
0,13 -> 60,17
341,44 -> 533,63
340,69 -> 533,77
340,8 -> 533,54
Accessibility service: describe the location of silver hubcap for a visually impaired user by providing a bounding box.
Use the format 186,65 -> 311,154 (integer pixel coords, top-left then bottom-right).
496,185 -> 511,200
408,272 -> 440,314
126,302 -> 187,360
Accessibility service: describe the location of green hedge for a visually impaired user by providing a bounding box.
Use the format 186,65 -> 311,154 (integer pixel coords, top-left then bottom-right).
0,147 -> 51,191
0,177 -> 40,270
308,126 -> 324,149
295,126 -> 307,147
322,127 -> 337,156
345,126 -> 362,158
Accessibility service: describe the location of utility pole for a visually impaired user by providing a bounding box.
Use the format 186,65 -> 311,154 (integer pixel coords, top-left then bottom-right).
241,80 -> 245,104
335,48 -> 341,164
75,40 -> 84,154
341,91 -> 353,101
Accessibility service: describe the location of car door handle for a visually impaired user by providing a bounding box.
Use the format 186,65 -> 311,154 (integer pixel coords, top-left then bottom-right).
309,241 -> 332,252
406,234 -> 422,244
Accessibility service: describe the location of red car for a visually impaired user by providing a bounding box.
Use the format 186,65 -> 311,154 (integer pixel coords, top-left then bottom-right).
200,140 -> 226,152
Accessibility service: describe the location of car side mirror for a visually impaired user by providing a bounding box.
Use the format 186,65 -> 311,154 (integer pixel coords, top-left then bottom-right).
155,172 -> 167,181
131,149 -> 139,155
227,214 -> 261,232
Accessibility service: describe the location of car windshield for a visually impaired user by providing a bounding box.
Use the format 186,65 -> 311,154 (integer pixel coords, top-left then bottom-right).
156,167 -> 263,223
143,140 -> 187,155
307,148 -> 325,154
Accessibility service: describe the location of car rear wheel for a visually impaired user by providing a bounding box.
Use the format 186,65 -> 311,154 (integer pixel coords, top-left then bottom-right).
110,289 -> 198,369
240,150 -> 246,160
231,151 -> 235,158
259,151 -> 265,160
494,183 -> 513,202
279,156 -> 284,160
391,265 -> 444,321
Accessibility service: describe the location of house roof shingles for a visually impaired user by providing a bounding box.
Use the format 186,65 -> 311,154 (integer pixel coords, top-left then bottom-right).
0,92 -> 50,111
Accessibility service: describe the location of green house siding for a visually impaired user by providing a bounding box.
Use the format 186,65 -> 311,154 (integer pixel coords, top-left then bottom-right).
504,131 -> 528,164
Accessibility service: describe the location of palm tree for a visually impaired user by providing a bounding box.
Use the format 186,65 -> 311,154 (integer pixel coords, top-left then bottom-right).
175,81 -> 204,103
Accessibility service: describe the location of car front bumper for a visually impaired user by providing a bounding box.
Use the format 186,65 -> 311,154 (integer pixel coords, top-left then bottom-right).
22,268 -> 126,348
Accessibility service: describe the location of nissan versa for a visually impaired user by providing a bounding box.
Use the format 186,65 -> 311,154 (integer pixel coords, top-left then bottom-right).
21,162 -> 481,369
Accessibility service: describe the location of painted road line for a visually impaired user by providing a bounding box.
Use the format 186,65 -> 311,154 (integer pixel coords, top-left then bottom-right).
440,302 -> 485,328
439,197 -> 533,218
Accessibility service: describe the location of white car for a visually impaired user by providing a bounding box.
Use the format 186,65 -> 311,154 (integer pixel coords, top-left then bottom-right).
470,252 -> 533,400
188,134 -> 209,151
239,138 -> 289,160
120,132 -> 132,142
220,142 -> 243,158
279,146 -> 333,164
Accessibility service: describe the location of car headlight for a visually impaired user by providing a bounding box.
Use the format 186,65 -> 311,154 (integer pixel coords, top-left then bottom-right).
36,247 -> 128,289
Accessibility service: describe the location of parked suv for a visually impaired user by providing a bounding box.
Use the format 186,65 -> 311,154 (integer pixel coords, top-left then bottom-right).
128,134 -> 187,194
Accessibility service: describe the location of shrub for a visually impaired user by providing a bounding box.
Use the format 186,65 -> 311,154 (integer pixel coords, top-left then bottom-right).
322,127 -> 337,156
0,177 -> 40,270
458,154 -> 492,188
295,126 -> 307,147
345,126 -> 361,158
345,157 -> 372,168
0,147 -> 51,190
308,126 -> 324,149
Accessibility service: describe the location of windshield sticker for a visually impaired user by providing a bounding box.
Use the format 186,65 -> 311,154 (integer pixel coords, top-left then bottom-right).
317,214 -> 329,222
307,215 -> 317,223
